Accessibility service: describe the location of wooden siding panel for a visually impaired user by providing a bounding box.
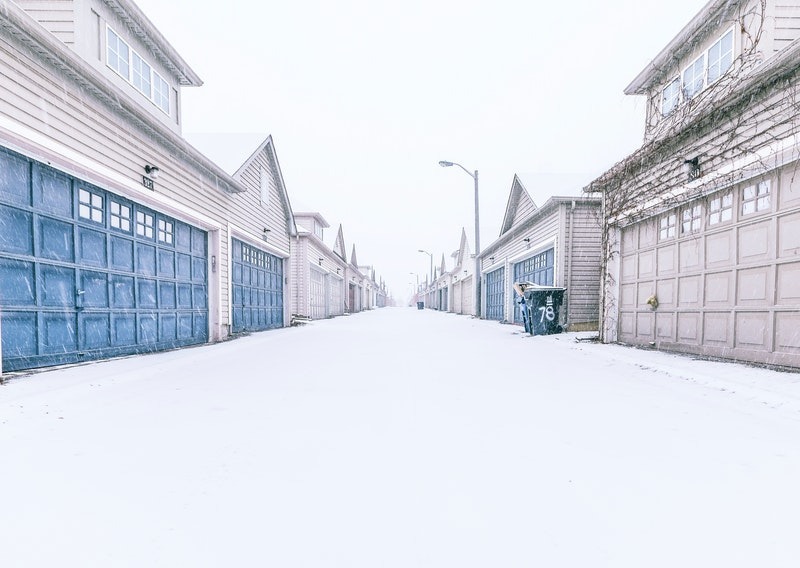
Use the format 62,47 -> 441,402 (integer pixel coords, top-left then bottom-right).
14,1 -> 75,45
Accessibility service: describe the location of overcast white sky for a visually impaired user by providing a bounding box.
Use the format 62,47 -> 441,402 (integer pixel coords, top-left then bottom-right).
134,0 -> 707,299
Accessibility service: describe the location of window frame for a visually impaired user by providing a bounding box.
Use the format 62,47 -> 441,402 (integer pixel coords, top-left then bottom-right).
741,180 -> 771,216
681,204 -> 702,235
707,28 -> 734,85
661,77 -> 681,116
659,213 -> 677,241
708,191 -> 733,226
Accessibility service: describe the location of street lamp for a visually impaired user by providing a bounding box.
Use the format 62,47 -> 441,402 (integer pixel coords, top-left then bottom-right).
439,160 -> 481,317
418,249 -> 433,283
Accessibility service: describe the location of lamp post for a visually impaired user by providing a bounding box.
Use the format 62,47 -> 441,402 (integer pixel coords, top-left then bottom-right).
418,249 -> 433,283
439,160 -> 481,317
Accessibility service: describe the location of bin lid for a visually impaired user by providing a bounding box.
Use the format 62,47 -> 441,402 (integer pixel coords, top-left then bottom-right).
515,282 -> 565,291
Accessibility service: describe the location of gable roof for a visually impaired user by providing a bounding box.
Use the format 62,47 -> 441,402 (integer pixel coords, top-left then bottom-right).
232,135 -> 297,237
499,175 -> 537,236
350,244 -> 358,267
333,225 -> 347,261
455,227 -> 470,267
439,253 -> 447,275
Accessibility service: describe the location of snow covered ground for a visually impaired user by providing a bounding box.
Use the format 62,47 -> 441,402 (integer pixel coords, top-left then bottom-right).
2,307 -> 800,567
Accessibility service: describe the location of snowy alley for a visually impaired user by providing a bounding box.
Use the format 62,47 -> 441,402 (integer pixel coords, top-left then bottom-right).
2,307 -> 800,567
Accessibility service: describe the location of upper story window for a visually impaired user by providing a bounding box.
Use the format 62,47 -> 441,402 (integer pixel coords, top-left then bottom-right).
661,28 -> 734,116
707,30 -> 734,84
682,55 -> 705,100
741,180 -> 770,215
314,221 -> 324,239
106,26 -> 170,115
662,78 -> 681,116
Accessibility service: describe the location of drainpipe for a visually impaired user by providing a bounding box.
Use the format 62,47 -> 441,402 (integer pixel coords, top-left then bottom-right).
566,200 -> 576,330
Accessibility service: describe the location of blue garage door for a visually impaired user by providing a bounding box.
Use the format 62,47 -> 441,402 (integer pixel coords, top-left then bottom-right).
231,239 -> 283,332
485,267 -> 505,321
0,148 -> 209,372
513,248 -> 554,324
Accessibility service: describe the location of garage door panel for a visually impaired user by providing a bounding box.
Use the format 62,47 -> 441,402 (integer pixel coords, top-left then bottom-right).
77,226 -> 107,267
40,265 -> 75,307
136,243 -> 157,275
41,313 -> 77,354
111,275 -> 135,308
2,312 -> 37,356
0,205 -> 33,254
81,270 -> 109,308
0,259 -> 35,305
80,313 -> 111,349
160,314 -> 177,342
159,282 -> 177,309
0,150 -> 31,204
111,314 -> 136,346
138,279 -> 157,308
33,165 -> 72,217
192,257 -> 206,282
110,236 -> 134,271
40,217 -> 74,261
139,313 -> 158,343
158,249 -> 176,278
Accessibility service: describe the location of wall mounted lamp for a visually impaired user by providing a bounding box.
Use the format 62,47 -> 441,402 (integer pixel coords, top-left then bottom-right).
144,164 -> 160,179
489,256 -> 495,262
683,157 -> 700,181
318,257 -> 324,266
263,227 -> 271,241
336,268 -> 341,275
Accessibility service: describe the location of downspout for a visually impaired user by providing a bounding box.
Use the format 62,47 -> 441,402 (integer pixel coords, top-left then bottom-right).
566,200 -> 576,331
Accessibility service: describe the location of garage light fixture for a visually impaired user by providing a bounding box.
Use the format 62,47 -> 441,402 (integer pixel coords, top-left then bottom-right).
144,164 -> 160,179
263,227 -> 271,241
318,257 -> 324,265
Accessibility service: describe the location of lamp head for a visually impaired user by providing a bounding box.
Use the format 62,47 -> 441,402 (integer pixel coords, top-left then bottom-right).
438,161 -> 454,167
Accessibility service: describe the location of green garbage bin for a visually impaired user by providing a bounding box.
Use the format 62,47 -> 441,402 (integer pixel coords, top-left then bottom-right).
521,286 -> 565,335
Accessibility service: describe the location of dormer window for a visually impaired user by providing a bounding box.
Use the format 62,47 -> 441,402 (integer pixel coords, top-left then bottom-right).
660,28 -> 734,116
106,26 -> 170,115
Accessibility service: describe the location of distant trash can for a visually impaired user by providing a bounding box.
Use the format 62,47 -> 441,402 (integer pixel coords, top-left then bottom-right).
514,283 -> 565,335
417,301 -> 424,310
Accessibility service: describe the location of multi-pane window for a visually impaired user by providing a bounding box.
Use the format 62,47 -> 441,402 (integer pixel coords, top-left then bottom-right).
682,55 -> 705,100
158,219 -> 174,244
106,26 -> 169,114
708,30 -> 734,84
106,28 -> 130,79
661,78 -> 681,116
136,211 -> 154,239
742,180 -> 770,215
110,201 -> 131,232
132,51 -> 152,96
681,204 -> 702,234
659,213 -> 676,240
708,191 -> 733,225
661,29 -> 734,116
78,188 -> 104,223
152,72 -> 169,113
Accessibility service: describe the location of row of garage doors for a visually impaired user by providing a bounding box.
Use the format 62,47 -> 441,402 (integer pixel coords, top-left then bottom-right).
0,147 -> 284,372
